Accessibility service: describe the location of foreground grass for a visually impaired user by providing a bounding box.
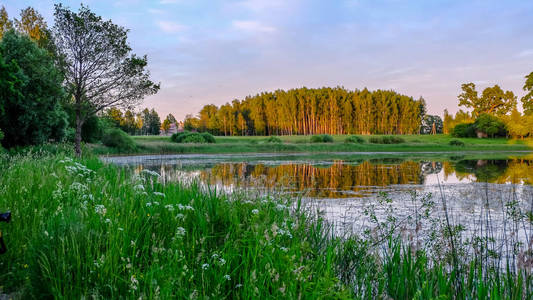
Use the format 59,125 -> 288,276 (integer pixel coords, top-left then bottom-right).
92,134 -> 533,155
0,145 -> 532,298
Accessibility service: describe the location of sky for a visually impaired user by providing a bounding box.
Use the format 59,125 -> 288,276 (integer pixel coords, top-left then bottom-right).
2,0 -> 533,120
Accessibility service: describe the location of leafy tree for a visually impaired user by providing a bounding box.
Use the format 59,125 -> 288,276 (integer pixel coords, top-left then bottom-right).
458,83 -> 516,117
148,109 -> 161,135
0,6 -> 12,39
522,71 -> 533,115
420,115 -> 443,134
473,114 -> 507,138
53,4 -> 159,156
451,123 -> 476,138
15,7 -> 48,45
504,109 -> 529,139
166,113 -> 177,125
161,118 -> 171,134
0,31 -> 67,147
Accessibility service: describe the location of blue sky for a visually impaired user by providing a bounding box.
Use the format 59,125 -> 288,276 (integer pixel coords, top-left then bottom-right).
2,0 -> 533,120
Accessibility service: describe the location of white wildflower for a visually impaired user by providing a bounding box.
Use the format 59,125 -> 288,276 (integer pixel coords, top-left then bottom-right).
146,202 -> 152,207
165,204 -> 174,211
141,169 -> 160,177
219,258 -> 226,265
202,263 -> 209,270
224,274 -> 231,281
94,204 -> 106,216
105,218 -> 111,224
153,192 -> 165,197
176,227 -> 186,237
252,209 -> 259,215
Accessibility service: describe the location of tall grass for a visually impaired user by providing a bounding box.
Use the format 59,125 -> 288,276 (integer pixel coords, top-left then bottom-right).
0,147 -> 532,298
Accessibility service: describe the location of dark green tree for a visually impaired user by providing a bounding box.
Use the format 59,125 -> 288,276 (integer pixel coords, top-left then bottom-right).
53,4 -> 159,156
0,31 -> 67,147
522,71 -> 533,115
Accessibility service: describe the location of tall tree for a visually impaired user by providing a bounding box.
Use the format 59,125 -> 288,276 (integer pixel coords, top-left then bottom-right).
522,71 -> 533,115
0,31 -> 67,147
0,6 -> 12,39
458,83 -> 516,117
15,7 -> 48,44
53,4 -> 159,156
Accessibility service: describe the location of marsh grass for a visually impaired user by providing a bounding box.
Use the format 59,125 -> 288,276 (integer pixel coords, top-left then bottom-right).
0,146 -> 532,298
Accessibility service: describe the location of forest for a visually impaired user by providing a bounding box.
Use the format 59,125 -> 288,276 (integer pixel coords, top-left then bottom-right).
185,87 -> 426,136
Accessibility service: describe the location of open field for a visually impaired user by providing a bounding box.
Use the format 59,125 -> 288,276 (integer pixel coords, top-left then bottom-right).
91,134 -> 533,155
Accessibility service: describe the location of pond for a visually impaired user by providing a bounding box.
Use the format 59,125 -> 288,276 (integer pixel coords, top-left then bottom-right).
103,152 -> 533,265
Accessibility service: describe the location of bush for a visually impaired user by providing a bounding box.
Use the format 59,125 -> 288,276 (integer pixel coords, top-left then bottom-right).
344,135 -> 365,144
474,114 -> 507,138
200,132 -> 216,143
451,123 -> 476,138
171,131 -> 215,144
101,128 -> 136,152
449,139 -> 465,147
265,136 -> 282,143
369,136 -> 405,144
310,134 -> 334,143
182,134 -> 207,143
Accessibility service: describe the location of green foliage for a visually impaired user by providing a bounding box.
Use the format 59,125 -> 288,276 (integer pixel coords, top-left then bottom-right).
170,131 -> 189,143
53,4 -> 159,155
0,30 -> 67,148
473,114 -> 507,138
451,123 -> 477,138
265,136 -> 282,143
449,139 -> 465,147
200,132 -> 216,143
420,115 -> 443,134
101,128 -> 136,152
369,136 -> 405,144
0,154 -> 350,298
522,71 -> 533,115
192,87 -> 423,136
458,83 -> 516,117
344,135 -> 365,144
171,131 -> 215,144
311,134 -> 334,143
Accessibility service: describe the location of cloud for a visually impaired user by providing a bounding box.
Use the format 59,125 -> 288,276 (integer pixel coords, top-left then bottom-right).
232,20 -> 276,33
157,21 -> 186,33
517,49 -> 533,57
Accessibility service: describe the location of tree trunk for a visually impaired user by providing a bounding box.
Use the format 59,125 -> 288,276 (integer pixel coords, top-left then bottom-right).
75,110 -> 84,157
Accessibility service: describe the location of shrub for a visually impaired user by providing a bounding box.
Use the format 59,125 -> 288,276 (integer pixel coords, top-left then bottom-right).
451,123 -> 476,138
171,131 -> 191,143
310,134 -> 334,143
474,114 -> 507,138
200,132 -> 216,143
101,128 -> 136,152
449,139 -> 465,147
171,131 -> 215,144
182,134 -> 207,143
265,136 -> 282,143
369,136 -> 405,144
345,135 -> 365,144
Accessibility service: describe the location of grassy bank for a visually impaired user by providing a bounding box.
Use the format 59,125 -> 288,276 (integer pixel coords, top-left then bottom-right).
91,134 -> 533,155
0,146 -> 532,298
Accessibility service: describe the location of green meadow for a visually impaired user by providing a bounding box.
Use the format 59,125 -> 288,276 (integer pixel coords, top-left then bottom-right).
90,134 -> 533,155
